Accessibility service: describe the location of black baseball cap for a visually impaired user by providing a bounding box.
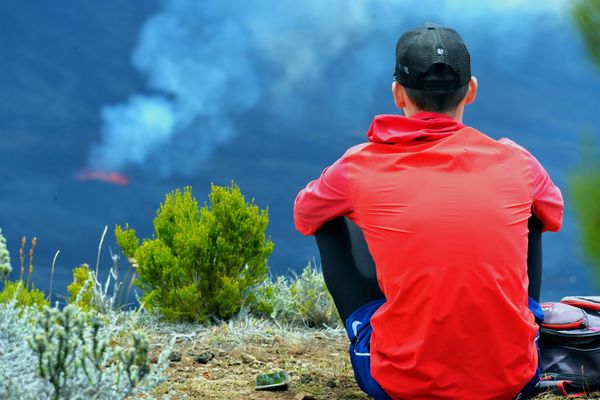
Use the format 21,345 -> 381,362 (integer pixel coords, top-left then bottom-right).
394,23 -> 471,90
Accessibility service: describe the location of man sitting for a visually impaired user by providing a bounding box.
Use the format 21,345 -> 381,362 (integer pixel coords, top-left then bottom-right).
293,24 -> 563,399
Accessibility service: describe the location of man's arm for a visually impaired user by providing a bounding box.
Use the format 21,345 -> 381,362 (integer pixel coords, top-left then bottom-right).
528,155 -> 564,232
500,138 -> 564,232
294,155 -> 354,236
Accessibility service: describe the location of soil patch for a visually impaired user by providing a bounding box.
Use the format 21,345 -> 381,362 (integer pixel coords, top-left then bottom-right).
141,317 -> 584,400
145,318 -> 367,399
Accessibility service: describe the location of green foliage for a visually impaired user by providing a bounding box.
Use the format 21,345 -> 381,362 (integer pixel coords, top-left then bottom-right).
0,228 -> 11,282
0,280 -> 48,310
0,231 -> 47,310
114,224 -> 140,259
246,275 -> 295,321
245,262 -> 340,328
116,182 -> 274,322
290,263 -> 339,327
572,2 -> 600,284
573,0 -> 600,69
571,144 -> 600,277
67,264 -> 96,311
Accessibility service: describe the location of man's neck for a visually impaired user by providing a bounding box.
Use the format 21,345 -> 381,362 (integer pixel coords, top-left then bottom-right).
403,108 -> 463,122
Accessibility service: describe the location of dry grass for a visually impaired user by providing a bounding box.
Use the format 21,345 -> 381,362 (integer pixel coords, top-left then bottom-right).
135,314 -> 600,399
140,315 -> 366,399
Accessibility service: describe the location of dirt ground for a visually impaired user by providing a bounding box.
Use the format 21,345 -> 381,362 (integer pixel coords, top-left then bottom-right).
147,320 -> 368,400
143,318 -> 594,400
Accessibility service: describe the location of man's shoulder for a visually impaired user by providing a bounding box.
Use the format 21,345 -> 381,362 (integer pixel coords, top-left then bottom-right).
456,126 -> 501,143
497,137 -> 529,153
459,128 -> 531,155
495,137 -> 540,166
343,142 -> 370,156
335,142 -> 371,164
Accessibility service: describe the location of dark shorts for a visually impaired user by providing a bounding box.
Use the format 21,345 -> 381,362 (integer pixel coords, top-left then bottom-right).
344,297 -> 544,400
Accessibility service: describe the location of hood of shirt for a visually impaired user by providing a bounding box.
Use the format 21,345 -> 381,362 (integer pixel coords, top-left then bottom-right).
367,112 -> 466,144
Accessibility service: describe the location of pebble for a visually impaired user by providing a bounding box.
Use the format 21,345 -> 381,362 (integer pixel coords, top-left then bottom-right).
241,353 -> 257,364
169,350 -> 182,362
292,347 -> 305,355
194,351 -> 215,364
295,392 -> 316,400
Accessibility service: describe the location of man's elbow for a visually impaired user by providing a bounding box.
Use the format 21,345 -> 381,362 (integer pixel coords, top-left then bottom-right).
541,216 -> 563,233
293,199 -> 318,236
294,218 -> 317,236
537,208 -> 564,233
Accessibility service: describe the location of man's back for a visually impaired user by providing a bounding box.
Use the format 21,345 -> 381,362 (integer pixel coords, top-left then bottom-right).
294,112 -> 563,399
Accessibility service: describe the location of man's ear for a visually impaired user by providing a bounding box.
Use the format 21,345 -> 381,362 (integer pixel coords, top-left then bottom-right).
392,81 -> 407,110
464,76 -> 478,105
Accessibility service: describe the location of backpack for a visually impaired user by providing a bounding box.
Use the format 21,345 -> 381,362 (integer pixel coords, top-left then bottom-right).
533,296 -> 600,397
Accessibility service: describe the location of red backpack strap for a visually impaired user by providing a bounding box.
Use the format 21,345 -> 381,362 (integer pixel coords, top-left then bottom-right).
557,380 -> 587,398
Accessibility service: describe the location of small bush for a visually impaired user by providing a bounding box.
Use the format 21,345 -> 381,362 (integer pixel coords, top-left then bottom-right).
115,224 -> 139,259
572,165 -> 600,279
246,275 -> 297,322
245,262 -> 340,328
0,231 -> 48,310
291,263 -> 340,327
0,301 -> 45,398
116,182 -> 274,322
29,305 -> 168,400
65,253 -> 138,314
67,264 -> 96,311
0,280 -> 48,310
1,301 -> 170,400
571,137 -> 600,285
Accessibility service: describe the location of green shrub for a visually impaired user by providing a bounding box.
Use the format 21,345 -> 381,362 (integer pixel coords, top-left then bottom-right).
67,264 -> 96,311
0,231 -> 47,310
0,280 -> 48,310
245,262 -> 340,328
572,0 -> 600,284
115,224 -> 139,259
116,182 -> 274,322
0,228 -> 11,282
573,0 -> 600,69
571,152 -> 600,278
290,263 -> 340,327
29,305 -> 168,400
246,275 -> 296,321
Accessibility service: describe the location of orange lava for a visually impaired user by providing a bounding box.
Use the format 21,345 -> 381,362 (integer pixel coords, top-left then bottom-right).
76,170 -> 129,186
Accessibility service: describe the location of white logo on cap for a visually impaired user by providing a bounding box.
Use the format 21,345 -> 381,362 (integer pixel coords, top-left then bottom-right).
403,66 -> 409,74
437,48 -> 444,55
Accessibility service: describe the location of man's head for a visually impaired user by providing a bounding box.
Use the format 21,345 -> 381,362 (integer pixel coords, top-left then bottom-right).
391,24 -> 477,121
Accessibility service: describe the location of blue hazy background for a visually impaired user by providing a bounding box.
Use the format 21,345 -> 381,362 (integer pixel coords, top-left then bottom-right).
0,0 -> 599,302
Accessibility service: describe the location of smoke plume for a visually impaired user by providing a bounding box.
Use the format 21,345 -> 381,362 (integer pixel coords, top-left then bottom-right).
89,0 -> 569,177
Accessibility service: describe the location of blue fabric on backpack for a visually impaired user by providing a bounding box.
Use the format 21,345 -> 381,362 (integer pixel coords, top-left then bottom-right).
529,297 -> 544,324
345,298 -> 390,400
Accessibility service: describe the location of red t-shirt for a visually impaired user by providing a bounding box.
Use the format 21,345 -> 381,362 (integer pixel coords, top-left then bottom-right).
294,112 -> 563,399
